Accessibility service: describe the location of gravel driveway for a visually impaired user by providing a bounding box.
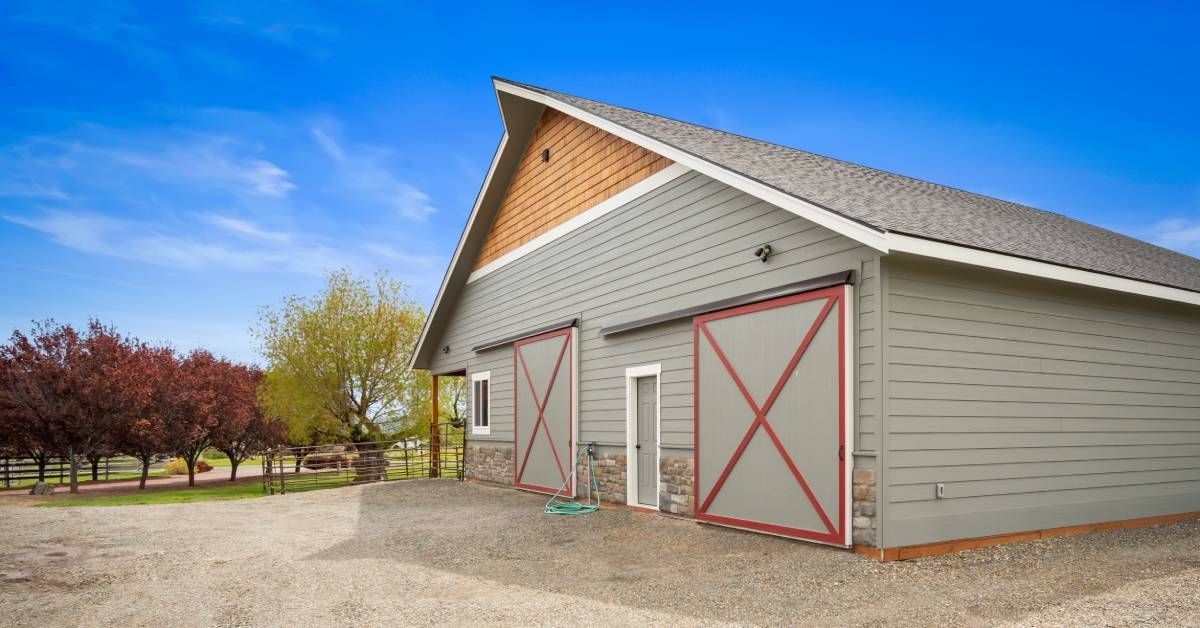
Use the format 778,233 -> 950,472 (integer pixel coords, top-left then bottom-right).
2,480 -> 1199,626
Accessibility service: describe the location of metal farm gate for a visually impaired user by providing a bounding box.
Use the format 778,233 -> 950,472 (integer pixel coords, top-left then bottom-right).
513,326 -> 576,496
694,286 -> 847,545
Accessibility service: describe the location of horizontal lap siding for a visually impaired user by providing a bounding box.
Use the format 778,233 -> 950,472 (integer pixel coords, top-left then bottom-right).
430,171 -> 877,449
883,256 -> 1200,546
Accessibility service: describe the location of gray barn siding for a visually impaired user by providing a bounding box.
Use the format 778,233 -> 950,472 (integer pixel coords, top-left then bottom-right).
882,256 -> 1200,547
429,170 -> 878,454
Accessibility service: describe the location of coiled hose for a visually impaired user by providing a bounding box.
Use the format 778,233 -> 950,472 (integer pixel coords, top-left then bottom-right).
544,446 -> 600,515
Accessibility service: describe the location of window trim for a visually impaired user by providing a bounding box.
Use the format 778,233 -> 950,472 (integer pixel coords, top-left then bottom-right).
471,370 -> 491,435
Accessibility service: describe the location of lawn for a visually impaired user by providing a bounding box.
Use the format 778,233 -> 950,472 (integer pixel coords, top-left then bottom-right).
7,469 -> 167,489
37,481 -> 269,507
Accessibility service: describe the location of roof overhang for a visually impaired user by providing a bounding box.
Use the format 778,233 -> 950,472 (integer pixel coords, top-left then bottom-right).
411,79 -> 1200,371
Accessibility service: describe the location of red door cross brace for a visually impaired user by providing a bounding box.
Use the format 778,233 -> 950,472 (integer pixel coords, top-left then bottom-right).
696,293 -> 840,539
515,330 -> 571,492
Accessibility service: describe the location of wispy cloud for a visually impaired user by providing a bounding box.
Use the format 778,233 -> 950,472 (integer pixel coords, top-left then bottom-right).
201,213 -> 293,243
1149,218 -> 1200,255
4,210 -> 345,276
310,125 -> 437,220
192,1 -> 339,58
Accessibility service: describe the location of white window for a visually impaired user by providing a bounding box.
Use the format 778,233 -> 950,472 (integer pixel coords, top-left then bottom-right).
471,371 -> 491,435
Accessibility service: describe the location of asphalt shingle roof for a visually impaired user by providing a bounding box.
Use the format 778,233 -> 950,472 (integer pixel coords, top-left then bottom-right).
505,79 -> 1200,294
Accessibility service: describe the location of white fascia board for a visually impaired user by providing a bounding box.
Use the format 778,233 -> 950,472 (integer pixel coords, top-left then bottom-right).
886,233 -> 1200,307
493,81 -> 891,253
467,163 -> 691,283
410,133 -> 510,370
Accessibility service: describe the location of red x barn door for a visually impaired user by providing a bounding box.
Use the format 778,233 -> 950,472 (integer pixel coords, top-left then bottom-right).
694,286 -> 846,545
514,327 -> 575,496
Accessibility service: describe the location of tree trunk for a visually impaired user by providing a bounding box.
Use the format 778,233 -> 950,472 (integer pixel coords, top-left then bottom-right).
36,455 -> 47,482
68,450 -> 80,494
229,458 -> 239,481
185,455 -> 196,487
353,442 -> 387,483
138,456 -> 151,490
90,456 -> 100,482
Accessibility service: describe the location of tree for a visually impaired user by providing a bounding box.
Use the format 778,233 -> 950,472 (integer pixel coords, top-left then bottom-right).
254,270 -> 427,482
162,350 -> 222,487
0,322 -> 82,489
115,345 -> 174,490
56,321 -> 149,493
0,350 -> 59,481
211,365 -> 282,480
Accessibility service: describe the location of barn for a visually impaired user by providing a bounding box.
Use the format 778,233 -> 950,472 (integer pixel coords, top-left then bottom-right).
410,78 -> 1200,559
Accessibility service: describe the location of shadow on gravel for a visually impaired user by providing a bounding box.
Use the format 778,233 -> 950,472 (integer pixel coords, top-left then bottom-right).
303,480 -> 1200,625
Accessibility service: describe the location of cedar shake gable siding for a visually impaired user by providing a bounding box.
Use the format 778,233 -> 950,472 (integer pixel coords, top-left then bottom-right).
474,108 -> 672,269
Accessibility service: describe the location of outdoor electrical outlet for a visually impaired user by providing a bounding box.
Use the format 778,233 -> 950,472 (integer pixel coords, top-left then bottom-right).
935,483 -> 946,499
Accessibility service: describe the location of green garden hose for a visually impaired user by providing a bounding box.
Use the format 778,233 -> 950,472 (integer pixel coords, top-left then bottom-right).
544,445 -> 600,515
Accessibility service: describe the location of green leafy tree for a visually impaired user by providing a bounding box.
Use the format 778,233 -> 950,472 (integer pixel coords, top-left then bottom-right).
254,270 -> 428,445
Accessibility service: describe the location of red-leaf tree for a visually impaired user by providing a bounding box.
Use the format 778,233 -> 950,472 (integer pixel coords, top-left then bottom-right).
54,321 -> 149,493
210,365 -> 281,480
0,350 -> 61,480
163,350 -> 223,486
115,345 -> 174,489
0,322 -> 79,485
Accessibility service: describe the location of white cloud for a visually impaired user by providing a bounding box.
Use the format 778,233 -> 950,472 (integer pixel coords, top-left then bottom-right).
364,243 -> 437,268
4,210 -> 346,276
311,125 -> 437,221
311,128 -> 346,162
201,214 -> 293,243
1150,218 -> 1200,254
99,138 -> 296,199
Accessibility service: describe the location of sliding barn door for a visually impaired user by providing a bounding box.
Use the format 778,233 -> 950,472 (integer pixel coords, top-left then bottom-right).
514,327 -> 575,496
694,286 -> 846,544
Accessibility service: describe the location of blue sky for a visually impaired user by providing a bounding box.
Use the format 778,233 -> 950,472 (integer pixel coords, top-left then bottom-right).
1,1 -> 1197,364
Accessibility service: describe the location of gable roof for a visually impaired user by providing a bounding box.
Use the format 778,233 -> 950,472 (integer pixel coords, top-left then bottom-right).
504,79 -> 1200,294
411,78 -> 1200,370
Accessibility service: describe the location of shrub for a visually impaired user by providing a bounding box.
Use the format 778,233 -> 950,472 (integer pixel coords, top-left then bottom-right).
164,458 -> 214,475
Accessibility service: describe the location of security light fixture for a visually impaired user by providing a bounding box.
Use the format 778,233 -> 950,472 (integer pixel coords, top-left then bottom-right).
754,244 -> 773,263
541,148 -> 550,162
442,345 -> 450,354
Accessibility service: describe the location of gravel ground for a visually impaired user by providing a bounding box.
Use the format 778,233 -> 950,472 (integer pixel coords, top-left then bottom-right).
2,480 -> 1199,627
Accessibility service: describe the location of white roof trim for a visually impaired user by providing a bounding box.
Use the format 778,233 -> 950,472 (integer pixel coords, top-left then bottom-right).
494,80 -> 892,253
468,163 -> 692,284
886,233 -> 1200,307
410,132 -> 510,370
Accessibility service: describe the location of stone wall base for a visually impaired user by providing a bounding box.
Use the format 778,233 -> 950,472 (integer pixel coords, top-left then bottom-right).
464,444 -> 513,485
852,467 -> 877,546
576,452 -> 627,503
659,456 -> 694,515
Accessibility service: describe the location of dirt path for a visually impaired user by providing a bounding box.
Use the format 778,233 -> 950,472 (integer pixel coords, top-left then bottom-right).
2,480 -> 1198,626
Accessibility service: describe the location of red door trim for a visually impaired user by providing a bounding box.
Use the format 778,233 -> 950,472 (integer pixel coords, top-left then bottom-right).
693,285 -> 846,545
513,327 -> 574,496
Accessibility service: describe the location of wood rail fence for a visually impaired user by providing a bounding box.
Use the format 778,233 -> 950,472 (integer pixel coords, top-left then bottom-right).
1,455 -> 166,488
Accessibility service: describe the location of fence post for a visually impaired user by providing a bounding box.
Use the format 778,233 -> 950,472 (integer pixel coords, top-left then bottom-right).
2,457 -> 8,488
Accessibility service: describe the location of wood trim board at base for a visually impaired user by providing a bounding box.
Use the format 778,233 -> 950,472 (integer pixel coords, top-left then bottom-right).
853,511 -> 1200,561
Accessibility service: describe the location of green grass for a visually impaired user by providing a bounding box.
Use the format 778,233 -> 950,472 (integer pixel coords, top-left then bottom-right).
36,481 -> 269,507
8,470 -> 167,489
